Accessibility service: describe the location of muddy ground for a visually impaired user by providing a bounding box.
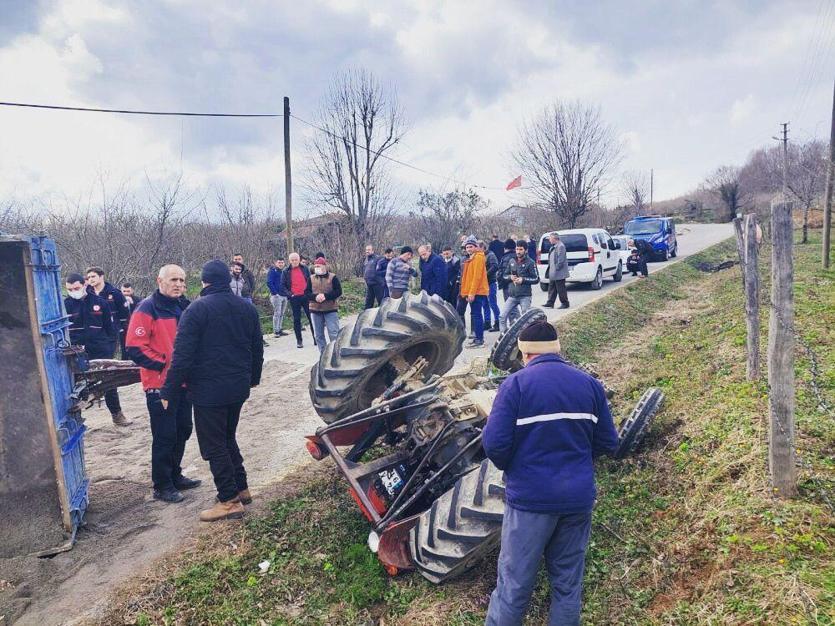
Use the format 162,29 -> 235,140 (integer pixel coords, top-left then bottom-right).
0,359 -> 318,626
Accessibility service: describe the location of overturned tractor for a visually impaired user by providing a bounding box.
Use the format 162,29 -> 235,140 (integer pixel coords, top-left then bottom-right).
306,292 -> 662,583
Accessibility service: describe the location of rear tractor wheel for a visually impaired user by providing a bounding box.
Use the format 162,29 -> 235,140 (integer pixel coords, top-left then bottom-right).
309,292 -> 465,423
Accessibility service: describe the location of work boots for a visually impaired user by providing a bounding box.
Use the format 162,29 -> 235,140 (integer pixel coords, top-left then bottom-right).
199,499 -> 245,522
238,489 -> 253,505
111,411 -> 129,427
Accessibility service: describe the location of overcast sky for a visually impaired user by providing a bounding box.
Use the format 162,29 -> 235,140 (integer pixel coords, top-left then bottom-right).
1,0 -> 834,215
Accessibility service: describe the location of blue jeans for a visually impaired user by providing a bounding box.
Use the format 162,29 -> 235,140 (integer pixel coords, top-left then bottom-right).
499,295 -> 531,331
481,282 -> 501,326
471,294 -> 486,340
486,506 -> 592,626
311,311 -> 340,353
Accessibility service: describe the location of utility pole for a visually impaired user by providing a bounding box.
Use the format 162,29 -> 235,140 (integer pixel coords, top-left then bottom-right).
283,96 -> 294,254
823,79 -> 834,269
650,168 -> 654,211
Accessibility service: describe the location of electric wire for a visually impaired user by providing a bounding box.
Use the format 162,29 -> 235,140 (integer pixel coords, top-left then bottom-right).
0,101 -> 282,117
0,100 -> 535,193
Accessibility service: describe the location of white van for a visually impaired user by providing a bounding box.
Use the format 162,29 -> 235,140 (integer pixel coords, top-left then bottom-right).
537,228 -> 623,290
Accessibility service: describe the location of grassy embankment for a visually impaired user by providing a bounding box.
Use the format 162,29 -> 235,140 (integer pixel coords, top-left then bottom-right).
110,234 -> 833,625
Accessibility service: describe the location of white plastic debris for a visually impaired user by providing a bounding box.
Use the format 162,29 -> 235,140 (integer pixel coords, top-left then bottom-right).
258,560 -> 270,573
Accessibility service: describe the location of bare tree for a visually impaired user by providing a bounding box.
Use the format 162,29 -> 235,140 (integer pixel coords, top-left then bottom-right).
306,69 -> 405,264
787,140 -> 827,243
513,101 -> 622,228
621,170 -> 650,216
705,165 -> 747,222
409,188 -> 486,251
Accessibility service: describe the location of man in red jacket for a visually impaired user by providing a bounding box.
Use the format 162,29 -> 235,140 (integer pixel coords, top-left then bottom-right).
126,264 -> 201,503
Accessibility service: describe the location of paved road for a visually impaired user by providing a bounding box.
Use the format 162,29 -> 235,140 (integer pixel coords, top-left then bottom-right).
263,222 -> 733,370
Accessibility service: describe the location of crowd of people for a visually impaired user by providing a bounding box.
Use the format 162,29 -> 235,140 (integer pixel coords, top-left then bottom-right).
61,233 -> 633,622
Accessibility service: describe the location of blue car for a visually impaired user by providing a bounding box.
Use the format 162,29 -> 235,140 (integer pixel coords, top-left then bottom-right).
624,216 -> 678,261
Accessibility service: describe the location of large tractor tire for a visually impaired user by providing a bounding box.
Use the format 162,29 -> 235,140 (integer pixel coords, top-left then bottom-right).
615,387 -> 664,459
488,307 -> 547,372
410,459 -> 505,583
309,291 -> 465,423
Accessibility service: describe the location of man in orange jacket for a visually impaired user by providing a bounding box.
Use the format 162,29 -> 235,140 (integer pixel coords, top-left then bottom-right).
458,235 -> 489,347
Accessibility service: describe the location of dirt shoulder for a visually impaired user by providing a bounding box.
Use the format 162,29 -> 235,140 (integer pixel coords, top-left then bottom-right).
1,359 -> 318,626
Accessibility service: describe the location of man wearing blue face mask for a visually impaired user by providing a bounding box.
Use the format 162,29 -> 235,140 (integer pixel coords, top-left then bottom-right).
64,272 -> 127,426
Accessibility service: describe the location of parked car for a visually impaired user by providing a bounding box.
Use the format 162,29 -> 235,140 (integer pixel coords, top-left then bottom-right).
623,216 -> 678,261
537,228 -> 623,291
610,234 -> 633,267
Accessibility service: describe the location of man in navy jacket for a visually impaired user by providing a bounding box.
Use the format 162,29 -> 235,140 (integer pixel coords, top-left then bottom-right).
266,257 -> 289,337
417,244 -> 448,299
482,321 -> 619,626
161,260 -> 264,522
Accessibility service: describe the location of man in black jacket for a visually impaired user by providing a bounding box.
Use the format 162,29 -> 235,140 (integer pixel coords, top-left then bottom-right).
231,253 -> 256,294
65,273 -> 127,426
161,260 -> 264,522
362,245 -> 383,309
441,246 -> 461,307
497,238 -> 516,300
480,240 -> 501,332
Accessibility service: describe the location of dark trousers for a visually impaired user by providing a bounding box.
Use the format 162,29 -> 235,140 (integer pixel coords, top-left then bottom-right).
193,402 -> 247,502
546,279 -> 569,306
486,506 -> 592,626
146,388 -> 193,491
481,282 -> 501,326
446,283 -> 460,308
289,295 -> 315,343
88,344 -> 122,415
364,282 -> 384,309
389,288 -> 405,299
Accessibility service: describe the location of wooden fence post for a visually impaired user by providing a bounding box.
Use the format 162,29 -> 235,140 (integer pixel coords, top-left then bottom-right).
743,214 -> 760,380
733,217 -> 746,288
768,201 -> 797,497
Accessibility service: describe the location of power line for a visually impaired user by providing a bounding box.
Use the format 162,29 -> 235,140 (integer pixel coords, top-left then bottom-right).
290,112 -> 542,193
0,99 -> 535,193
0,101 -> 282,117
290,113 -> 505,190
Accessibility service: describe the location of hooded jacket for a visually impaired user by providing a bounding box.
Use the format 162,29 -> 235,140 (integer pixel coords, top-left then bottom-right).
482,353 -> 619,513
161,283 -> 263,406
419,253 -> 448,298
459,249 -> 489,297
125,290 -> 190,391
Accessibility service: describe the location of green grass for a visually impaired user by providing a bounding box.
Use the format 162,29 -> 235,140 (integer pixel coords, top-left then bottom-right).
104,233 -> 834,625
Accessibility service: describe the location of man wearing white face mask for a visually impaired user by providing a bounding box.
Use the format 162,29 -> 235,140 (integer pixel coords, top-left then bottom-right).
308,257 -> 342,354
64,273 -> 127,426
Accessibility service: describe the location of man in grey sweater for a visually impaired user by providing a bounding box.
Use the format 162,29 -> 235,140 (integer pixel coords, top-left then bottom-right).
544,233 -> 570,309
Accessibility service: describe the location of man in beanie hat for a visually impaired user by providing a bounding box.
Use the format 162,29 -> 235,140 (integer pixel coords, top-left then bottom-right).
385,245 -> 417,299
458,235 -> 489,347
161,259 -> 264,522
309,257 -> 342,353
483,321 -> 619,625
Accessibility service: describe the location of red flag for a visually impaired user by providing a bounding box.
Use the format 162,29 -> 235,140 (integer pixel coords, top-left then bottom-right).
506,175 -> 522,191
